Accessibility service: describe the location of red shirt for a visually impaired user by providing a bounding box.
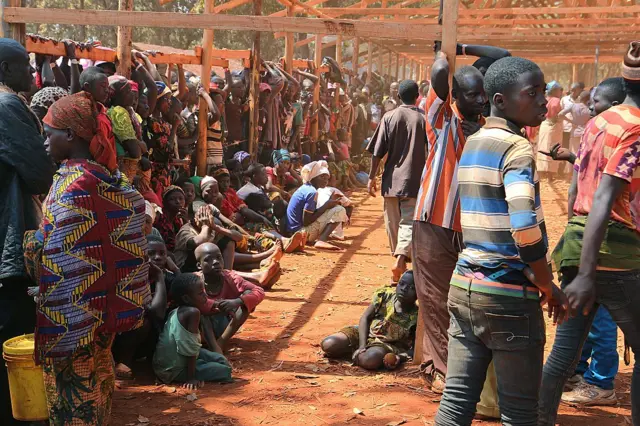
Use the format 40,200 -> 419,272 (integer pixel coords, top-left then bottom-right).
196,270 -> 265,313
220,187 -> 247,218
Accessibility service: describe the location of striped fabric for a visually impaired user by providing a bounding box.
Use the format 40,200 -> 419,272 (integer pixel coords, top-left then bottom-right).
573,104 -> 640,233
456,117 -> 548,287
414,87 -> 484,231
207,121 -> 224,166
450,274 -> 540,301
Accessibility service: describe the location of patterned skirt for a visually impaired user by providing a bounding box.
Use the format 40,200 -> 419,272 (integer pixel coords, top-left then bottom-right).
43,334 -> 116,426
151,162 -> 171,202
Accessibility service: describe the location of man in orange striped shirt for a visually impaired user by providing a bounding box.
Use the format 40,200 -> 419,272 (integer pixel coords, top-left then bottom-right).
412,43 -> 509,392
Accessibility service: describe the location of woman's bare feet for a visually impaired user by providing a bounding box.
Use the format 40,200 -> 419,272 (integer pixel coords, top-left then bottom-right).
314,240 -> 343,251
260,243 -> 284,268
283,231 -> 305,253
257,261 -> 281,289
115,362 -> 133,379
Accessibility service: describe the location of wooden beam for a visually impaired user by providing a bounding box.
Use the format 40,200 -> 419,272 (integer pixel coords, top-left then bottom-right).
284,5 -> 294,73
457,5 -> 640,17
116,0 -> 133,77
311,33 -> 323,154
3,8 -> 441,40
1,0 -> 25,44
366,40 -> 372,85
352,36 -> 360,71
249,0 -> 262,159
197,0 -> 214,176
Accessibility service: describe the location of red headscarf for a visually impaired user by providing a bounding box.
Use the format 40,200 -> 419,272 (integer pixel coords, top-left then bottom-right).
43,92 -> 118,172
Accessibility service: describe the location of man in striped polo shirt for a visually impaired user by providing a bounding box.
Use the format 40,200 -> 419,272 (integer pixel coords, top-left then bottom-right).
413,42 -> 509,392
435,57 -> 567,425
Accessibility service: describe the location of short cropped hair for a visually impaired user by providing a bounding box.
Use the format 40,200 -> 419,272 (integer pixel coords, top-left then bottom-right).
453,66 -> 483,93
598,77 -> 626,104
484,57 -> 541,104
79,66 -> 106,88
398,79 -> 419,104
170,273 -> 201,301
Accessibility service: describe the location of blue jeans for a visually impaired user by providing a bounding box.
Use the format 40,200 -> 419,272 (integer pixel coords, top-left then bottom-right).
539,268 -> 640,426
576,306 -> 618,390
435,286 -> 545,426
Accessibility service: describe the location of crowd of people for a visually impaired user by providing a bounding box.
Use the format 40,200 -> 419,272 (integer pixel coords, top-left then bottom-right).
0,33 -> 638,426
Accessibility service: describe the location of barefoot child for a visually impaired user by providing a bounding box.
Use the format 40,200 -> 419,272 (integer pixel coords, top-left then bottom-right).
194,243 -> 266,350
321,271 -> 418,371
153,273 -> 232,389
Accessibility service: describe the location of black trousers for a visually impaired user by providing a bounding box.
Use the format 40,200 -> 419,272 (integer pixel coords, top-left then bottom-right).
0,277 -> 37,425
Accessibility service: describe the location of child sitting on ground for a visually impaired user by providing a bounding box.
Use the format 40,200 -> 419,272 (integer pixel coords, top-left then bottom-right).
112,251 -> 168,379
194,243 -> 266,350
153,273 -> 233,389
320,271 -> 418,371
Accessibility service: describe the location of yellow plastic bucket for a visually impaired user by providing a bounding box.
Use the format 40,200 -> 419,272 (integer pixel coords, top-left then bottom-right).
2,334 -> 48,421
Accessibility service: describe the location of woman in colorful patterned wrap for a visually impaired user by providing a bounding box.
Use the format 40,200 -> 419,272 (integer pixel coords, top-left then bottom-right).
36,91 -> 151,425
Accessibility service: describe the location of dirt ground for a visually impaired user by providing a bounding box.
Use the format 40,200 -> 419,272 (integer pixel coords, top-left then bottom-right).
112,180 -> 633,426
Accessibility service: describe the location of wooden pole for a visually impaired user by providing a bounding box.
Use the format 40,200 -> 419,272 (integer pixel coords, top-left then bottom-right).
116,0 -> 133,77
1,0 -> 25,44
311,33 -> 323,155
284,4 -> 294,73
248,0 -> 261,160
387,50 -> 392,77
394,53 -> 399,81
377,44 -> 383,75
196,0 -> 214,176
415,0 -> 459,366
571,64 -> 578,84
352,37 -> 360,72
401,56 -> 405,80
366,41 -> 372,85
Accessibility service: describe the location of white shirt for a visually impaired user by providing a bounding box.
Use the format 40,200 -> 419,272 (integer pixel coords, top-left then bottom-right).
560,95 -> 575,133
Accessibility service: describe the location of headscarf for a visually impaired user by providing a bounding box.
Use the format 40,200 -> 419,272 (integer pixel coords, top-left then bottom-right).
129,81 -> 139,93
162,185 -> 185,201
622,41 -> 640,81
30,86 -> 69,110
151,81 -> 172,98
190,175 -> 203,199
301,160 -> 330,184
302,154 -> 311,165
234,151 -> 250,164
272,149 -> 291,167
145,200 -> 159,222
200,176 -> 217,191
108,75 -> 130,99
44,92 -> 118,172
546,81 -> 562,95
212,167 -> 230,179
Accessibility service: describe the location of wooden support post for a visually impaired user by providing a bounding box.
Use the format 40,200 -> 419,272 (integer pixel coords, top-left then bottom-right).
352,37 -> 360,72
441,0 -> 459,85
571,63 -> 578,84
116,0 -> 133,77
284,4 -> 294,73
387,50 -> 392,77
311,33 -> 323,155
415,0 -> 459,366
401,56 -> 405,80
377,44 -> 383,75
418,62 -> 423,82
334,35 -> 342,111
366,41 -> 372,85
197,0 -> 215,175
1,0 -> 25,44
248,0 -> 261,160
394,53 -> 399,81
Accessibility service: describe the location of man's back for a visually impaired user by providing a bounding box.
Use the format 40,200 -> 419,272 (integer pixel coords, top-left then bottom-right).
367,105 -> 426,198
0,91 -> 54,279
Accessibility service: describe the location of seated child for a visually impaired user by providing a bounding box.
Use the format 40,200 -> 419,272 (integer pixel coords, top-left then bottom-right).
194,243 -> 266,349
112,240 -> 169,379
320,271 -> 418,371
153,273 -> 233,388
245,192 -> 289,235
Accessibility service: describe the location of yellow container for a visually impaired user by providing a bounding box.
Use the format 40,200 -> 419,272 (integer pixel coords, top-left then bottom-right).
2,334 -> 48,421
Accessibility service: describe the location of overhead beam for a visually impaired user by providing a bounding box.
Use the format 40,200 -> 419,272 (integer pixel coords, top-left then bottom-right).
3,8 -> 441,40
